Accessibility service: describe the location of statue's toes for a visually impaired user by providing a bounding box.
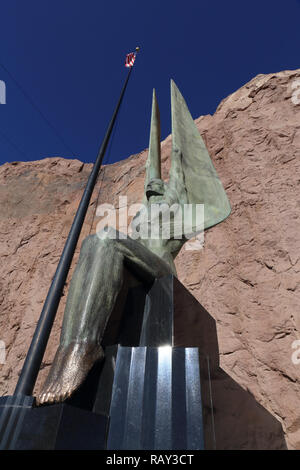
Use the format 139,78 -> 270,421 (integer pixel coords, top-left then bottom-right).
37,392 -> 48,405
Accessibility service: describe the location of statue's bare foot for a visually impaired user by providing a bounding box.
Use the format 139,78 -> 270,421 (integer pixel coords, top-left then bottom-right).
36,341 -> 104,405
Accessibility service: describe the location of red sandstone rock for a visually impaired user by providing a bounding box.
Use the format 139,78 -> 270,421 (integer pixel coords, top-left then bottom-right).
0,69 -> 300,449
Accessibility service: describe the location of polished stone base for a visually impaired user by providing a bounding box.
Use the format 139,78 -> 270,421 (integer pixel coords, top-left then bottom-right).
0,275 -> 217,450
104,274 -> 219,363
107,346 -> 214,450
0,395 -> 108,450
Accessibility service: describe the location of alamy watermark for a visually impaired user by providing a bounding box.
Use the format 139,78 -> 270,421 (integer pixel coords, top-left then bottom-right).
0,80 -> 6,104
0,340 -> 6,364
291,79 -> 300,105
291,340 -> 300,365
95,196 -> 205,251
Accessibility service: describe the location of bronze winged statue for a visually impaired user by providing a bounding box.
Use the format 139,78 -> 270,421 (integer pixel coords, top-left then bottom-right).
38,80 -> 231,404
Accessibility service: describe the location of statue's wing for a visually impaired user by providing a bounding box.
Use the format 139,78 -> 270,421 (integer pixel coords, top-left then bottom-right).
140,89 -> 162,205
169,80 -> 231,232
144,89 -> 162,189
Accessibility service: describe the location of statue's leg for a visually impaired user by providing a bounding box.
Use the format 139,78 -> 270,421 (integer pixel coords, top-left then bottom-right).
38,232 -> 125,404
60,233 -> 124,346
38,229 -> 172,404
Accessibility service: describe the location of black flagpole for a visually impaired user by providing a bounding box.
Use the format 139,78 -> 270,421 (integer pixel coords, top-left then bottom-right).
14,48 -> 140,397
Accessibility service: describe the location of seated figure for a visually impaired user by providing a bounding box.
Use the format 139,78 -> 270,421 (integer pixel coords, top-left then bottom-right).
38,80 -> 231,404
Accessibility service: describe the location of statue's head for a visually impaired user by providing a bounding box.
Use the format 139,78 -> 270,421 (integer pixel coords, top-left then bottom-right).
145,178 -> 165,201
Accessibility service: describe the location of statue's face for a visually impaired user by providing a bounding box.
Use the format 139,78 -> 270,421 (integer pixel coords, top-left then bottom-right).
146,179 -> 165,201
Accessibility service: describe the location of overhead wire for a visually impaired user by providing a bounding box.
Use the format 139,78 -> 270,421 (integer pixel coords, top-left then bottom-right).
0,61 -> 125,237
0,62 -> 76,157
0,127 -> 28,159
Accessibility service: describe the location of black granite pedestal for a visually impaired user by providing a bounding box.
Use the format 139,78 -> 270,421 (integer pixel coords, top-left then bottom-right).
0,395 -> 107,450
0,275 -> 218,450
103,275 -> 218,449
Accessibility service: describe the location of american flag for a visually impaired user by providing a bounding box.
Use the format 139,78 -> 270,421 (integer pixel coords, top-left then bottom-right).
125,52 -> 136,68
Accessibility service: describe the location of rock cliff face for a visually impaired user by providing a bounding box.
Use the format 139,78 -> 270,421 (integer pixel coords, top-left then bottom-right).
0,69 -> 300,449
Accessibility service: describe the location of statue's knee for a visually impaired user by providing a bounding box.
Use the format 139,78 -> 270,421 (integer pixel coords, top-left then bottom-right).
81,233 -> 106,251
96,226 -> 118,241
81,229 -> 119,256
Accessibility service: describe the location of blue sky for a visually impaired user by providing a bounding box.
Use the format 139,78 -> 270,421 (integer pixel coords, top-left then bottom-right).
0,0 -> 299,166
